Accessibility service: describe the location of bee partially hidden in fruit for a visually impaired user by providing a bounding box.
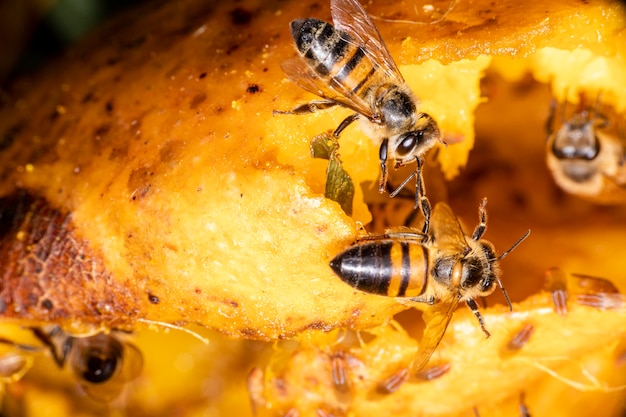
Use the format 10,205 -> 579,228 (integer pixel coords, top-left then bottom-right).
30,326 -> 143,401
545,95 -> 626,204
330,200 -> 529,391
275,0 -> 441,229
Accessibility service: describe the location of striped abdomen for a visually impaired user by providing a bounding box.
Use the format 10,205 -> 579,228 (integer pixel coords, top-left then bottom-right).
329,240 -> 429,298
290,18 -> 382,100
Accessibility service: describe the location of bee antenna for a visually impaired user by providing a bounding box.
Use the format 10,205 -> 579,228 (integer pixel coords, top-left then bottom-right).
496,229 -> 530,311
497,229 -> 530,262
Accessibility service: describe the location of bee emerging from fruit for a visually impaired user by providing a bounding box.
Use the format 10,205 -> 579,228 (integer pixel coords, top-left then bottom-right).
545,94 -> 626,204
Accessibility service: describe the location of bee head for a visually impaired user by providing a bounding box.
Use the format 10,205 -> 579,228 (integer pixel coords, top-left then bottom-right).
433,240 -> 500,299
390,113 -> 440,164
466,241 -> 500,297
551,115 -> 600,161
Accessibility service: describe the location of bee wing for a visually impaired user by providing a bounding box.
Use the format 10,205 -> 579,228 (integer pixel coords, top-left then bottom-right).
280,57 -> 377,118
429,202 -> 468,253
410,294 -> 460,372
330,0 -> 404,83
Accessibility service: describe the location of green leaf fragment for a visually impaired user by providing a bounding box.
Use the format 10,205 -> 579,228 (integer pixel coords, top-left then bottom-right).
309,131 -> 354,216
310,132 -> 337,160
325,158 -> 354,216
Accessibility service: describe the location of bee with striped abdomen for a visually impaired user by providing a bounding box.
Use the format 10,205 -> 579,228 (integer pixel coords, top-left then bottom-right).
545,96 -> 626,204
276,0 -> 441,229
330,200 -> 529,390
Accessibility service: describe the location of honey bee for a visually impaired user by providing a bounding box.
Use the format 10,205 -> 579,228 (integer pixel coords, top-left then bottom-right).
31,326 -> 143,401
329,200 -> 529,389
545,97 -> 626,204
276,0 -> 441,225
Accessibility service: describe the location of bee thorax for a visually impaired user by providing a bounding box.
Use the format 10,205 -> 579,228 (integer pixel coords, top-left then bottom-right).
377,87 -> 417,130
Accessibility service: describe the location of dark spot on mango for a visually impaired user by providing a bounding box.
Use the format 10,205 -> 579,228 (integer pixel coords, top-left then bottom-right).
190,92 -> 207,109
226,44 -> 240,55
224,299 -> 239,308
230,7 -> 253,25
246,84 -> 260,94
0,123 -> 22,152
128,167 -> 154,200
82,91 -> 95,103
122,35 -> 147,50
94,123 -> 111,139
240,328 -> 258,337
109,144 -> 129,160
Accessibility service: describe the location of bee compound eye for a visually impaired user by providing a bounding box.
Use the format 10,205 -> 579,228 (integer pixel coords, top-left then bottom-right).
396,132 -> 421,156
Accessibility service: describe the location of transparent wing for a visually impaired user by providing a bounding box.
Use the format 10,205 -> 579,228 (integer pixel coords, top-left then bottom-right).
382,226 -> 428,242
330,0 -> 404,83
429,202 -> 469,254
410,294 -> 460,372
281,57 -> 376,118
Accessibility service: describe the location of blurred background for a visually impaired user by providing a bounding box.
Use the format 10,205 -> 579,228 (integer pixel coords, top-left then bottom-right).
0,0 -> 148,84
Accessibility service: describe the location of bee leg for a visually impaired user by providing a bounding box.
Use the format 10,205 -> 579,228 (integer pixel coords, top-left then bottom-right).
545,98 -> 557,139
333,113 -> 360,138
415,157 -> 431,235
30,326 -> 73,367
471,198 -> 488,241
388,167 -> 415,197
378,138 -> 389,193
388,157 -> 431,234
594,110 -> 610,129
519,392 -> 532,417
465,298 -> 491,338
273,100 -> 339,115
